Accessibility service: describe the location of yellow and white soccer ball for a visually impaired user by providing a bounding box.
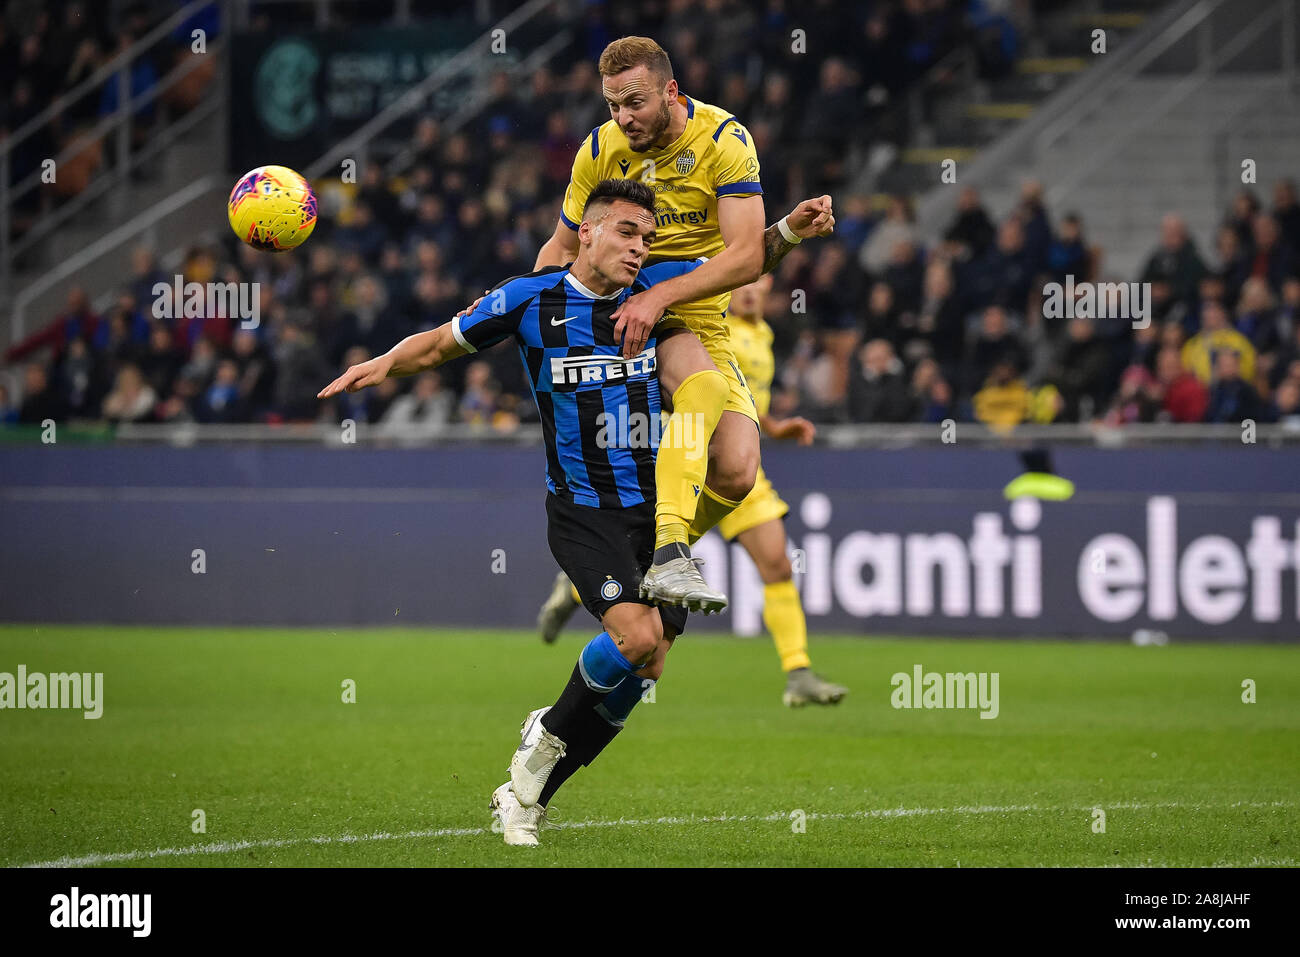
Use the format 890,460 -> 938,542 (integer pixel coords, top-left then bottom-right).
227,164 -> 318,251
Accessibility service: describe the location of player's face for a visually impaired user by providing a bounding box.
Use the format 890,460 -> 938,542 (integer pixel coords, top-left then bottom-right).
729,276 -> 772,319
586,201 -> 658,286
602,66 -> 673,153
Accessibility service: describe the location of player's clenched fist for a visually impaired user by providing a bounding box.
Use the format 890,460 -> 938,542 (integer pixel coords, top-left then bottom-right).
317,355 -> 393,398
786,195 -> 835,239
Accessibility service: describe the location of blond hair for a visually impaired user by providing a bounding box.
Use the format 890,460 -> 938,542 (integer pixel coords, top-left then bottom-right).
598,36 -> 673,81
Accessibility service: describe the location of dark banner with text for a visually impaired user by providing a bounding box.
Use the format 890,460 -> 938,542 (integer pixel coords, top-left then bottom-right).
0,445 -> 1295,640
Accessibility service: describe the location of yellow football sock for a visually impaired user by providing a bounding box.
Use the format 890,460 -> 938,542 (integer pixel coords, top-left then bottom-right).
764,580 -> 811,672
654,369 -> 728,549
687,483 -> 743,544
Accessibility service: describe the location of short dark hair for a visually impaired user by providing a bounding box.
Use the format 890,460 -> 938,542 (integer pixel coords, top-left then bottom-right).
582,178 -> 656,221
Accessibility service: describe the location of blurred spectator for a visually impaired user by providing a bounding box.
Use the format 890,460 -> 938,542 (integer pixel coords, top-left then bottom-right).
1205,350 -> 1267,423
965,305 -> 1025,396
1273,179 -> 1300,251
1235,277 -> 1281,354
943,186 -> 996,260
381,371 -> 455,432
101,364 -> 158,423
858,195 -> 917,278
1052,317 -> 1113,421
58,337 -> 97,417
1140,214 -> 1207,310
973,358 -> 1028,430
273,321 -> 331,422
1014,180 -> 1052,274
1182,301 -> 1256,385
1225,189 -> 1261,252
18,363 -> 66,424
1046,213 -> 1091,284
910,357 -> 953,422
963,217 -> 1034,313
1213,224 -> 1251,308
1103,365 -> 1161,425
847,339 -> 914,422
196,359 -> 243,423
1271,377 -> 1300,426
1155,346 -> 1209,423
1248,213 -> 1295,294
914,259 -> 965,372
459,361 -> 502,426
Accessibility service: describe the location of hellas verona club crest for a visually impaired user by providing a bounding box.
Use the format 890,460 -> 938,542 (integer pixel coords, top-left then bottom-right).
675,149 -> 696,175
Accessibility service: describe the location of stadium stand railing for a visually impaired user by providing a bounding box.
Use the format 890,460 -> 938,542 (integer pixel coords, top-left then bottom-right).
71,421 -> 1300,448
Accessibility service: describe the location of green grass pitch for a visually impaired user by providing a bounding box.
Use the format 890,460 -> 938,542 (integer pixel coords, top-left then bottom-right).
1,625 -> 1297,867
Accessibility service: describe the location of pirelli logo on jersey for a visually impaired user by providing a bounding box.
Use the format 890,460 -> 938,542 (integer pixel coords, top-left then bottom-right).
550,347 -> 657,389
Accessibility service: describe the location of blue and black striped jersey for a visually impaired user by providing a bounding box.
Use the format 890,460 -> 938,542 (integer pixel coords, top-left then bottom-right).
451,259 -> 704,508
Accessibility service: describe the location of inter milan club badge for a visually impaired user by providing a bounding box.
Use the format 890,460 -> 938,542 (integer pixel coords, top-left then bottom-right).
675,149 -> 696,175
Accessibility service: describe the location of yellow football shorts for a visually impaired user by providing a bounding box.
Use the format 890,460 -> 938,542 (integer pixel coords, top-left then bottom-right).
658,314 -> 760,426
716,465 -> 789,540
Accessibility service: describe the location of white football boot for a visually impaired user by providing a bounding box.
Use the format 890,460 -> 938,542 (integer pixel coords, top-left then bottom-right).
489,782 -> 547,846
509,707 -> 566,807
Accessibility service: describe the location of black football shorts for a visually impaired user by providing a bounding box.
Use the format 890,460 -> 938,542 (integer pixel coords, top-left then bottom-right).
545,494 -> 689,638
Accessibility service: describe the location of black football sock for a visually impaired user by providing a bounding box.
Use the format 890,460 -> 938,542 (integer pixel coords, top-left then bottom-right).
541,633 -> 639,741
538,708 -> 623,807
652,541 -> 691,565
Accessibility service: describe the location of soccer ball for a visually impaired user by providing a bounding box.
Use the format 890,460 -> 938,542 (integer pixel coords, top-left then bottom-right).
227,165 -> 317,251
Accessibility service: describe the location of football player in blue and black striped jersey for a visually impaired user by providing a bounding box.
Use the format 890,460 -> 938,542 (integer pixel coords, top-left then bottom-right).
319,179 -> 710,845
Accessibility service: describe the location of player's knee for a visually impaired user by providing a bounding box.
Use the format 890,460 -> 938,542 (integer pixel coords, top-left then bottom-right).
638,656 -> 665,681
762,551 -> 793,584
619,618 -> 663,665
637,634 -> 673,680
709,442 -> 759,502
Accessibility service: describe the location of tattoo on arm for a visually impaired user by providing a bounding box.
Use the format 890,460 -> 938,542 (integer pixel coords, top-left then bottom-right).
762,223 -> 798,275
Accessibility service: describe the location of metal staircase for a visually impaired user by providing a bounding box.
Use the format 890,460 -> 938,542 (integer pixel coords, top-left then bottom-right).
915,0 -> 1300,278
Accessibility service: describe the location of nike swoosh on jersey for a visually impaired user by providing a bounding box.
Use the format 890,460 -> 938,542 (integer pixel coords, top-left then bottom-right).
551,316 -> 580,326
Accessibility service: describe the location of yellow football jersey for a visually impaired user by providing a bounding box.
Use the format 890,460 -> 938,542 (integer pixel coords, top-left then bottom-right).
727,315 -> 775,418
560,93 -> 763,336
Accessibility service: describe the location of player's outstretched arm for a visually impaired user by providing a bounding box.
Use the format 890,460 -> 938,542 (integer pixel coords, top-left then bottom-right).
762,194 -> 835,274
759,413 -> 816,445
317,324 -> 467,398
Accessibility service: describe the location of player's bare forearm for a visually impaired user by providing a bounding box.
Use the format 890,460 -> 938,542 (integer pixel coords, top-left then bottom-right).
388,324 -> 468,377
641,241 -> 765,312
317,324 -> 465,398
760,413 -> 816,445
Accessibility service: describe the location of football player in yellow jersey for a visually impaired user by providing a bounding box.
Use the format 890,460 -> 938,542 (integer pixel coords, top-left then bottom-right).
533,36 -> 834,615
706,275 -> 847,706
537,269 -> 849,705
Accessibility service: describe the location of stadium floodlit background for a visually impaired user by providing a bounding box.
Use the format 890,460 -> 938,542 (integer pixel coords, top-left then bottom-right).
1,0 -> 1297,872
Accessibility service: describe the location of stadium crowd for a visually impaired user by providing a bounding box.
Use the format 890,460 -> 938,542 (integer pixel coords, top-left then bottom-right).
6,0 -> 1299,432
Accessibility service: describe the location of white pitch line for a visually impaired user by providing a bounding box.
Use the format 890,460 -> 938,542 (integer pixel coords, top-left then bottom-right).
17,800 -> 1295,869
